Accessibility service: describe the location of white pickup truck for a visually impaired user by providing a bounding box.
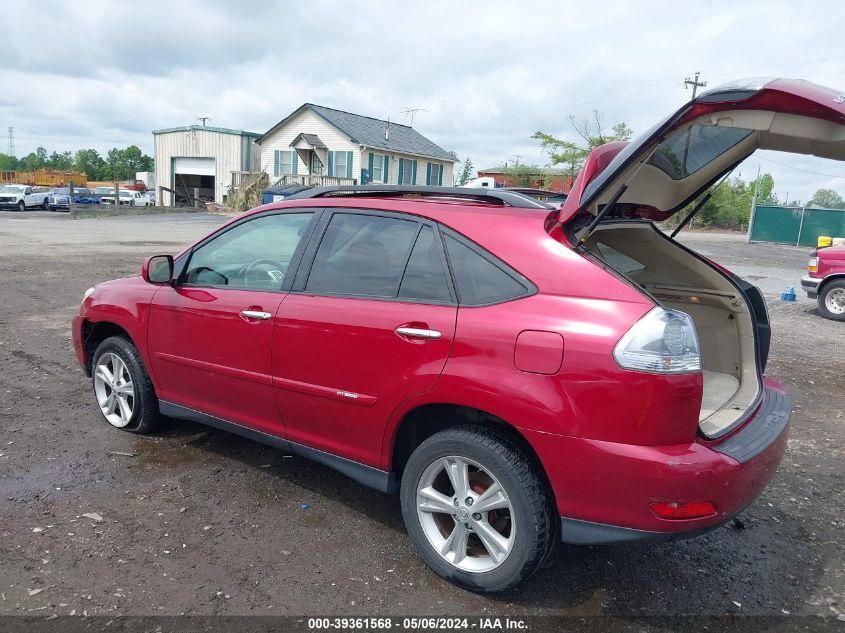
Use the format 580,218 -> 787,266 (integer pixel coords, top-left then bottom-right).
100,189 -> 149,206
0,184 -> 50,211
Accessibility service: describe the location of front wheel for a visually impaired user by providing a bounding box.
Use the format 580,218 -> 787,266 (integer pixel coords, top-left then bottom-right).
91,336 -> 161,434
41,198 -> 49,210
16,200 -> 25,212
818,280 -> 845,321
400,426 -> 556,593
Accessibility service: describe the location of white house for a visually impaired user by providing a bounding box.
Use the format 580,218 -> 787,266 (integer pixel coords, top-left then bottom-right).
257,104 -> 455,188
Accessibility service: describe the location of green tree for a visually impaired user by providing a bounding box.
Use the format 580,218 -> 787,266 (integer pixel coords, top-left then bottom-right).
678,172 -> 778,231
0,153 -> 20,170
19,146 -> 49,170
73,149 -> 106,180
809,188 -> 845,209
532,111 -> 634,182
454,156 -> 474,186
499,164 -> 551,188
48,151 -> 74,171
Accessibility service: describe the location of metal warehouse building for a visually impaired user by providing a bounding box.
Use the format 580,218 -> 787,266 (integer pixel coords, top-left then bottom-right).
153,125 -> 261,206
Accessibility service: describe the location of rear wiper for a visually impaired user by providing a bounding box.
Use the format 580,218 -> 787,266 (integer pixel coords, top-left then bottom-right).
670,166 -> 737,238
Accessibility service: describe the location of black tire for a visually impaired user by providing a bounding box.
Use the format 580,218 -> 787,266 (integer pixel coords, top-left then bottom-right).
818,279 -> 845,321
16,200 -> 25,213
41,197 -> 49,210
91,336 -> 161,434
400,425 -> 556,593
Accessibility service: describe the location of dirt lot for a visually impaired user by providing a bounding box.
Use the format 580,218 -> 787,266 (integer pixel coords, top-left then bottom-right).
0,213 -> 842,623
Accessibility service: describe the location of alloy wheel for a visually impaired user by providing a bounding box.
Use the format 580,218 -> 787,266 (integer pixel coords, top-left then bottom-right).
93,352 -> 136,427
415,455 -> 515,573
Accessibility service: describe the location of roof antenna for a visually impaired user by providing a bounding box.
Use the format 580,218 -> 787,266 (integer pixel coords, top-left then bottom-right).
401,107 -> 428,127
197,116 -> 212,126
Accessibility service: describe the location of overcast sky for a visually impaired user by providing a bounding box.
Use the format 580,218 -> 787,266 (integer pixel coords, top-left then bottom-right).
3,0 -> 843,202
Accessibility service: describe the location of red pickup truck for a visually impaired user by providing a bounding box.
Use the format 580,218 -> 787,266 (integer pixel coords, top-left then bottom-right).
802,246 -> 845,320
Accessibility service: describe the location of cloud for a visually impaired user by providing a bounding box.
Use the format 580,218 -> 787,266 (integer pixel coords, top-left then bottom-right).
2,0 -> 843,200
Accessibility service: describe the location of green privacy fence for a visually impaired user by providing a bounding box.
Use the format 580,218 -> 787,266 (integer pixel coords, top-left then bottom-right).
748,205 -> 845,246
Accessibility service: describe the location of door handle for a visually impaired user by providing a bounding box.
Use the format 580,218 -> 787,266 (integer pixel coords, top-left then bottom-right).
240,309 -> 272,320
395,326 -> 441,340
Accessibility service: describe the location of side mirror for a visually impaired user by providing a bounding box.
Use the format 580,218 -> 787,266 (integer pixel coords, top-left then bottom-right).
142,255 -> 174,284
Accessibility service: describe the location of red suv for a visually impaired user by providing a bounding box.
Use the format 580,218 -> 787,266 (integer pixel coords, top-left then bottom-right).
74,78 -> 845,592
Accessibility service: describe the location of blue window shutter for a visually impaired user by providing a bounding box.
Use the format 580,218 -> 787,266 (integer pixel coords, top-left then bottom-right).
368,152 -> 374,178
273,150 -> 279,177
383,155 -> 389,182
438,164 -> 443,186
426,162 -> 432,185
328,151 -> 334,176
411,160 -> 418,184
346,151 -> 353,179
398,159 -> 404,184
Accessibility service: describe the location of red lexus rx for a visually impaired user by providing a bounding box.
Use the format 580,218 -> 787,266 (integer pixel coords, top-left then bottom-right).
74,78 -> 845,592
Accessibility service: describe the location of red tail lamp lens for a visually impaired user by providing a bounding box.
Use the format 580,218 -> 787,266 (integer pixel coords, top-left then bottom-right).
650,500 -> 716,520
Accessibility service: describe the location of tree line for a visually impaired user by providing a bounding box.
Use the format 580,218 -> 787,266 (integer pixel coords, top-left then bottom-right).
0,146 -> 153,181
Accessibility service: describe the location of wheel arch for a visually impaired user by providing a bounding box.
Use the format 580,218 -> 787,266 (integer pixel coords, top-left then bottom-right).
819,272 -> 845,295
81,320 -> 135,375
387,403 -> 557,508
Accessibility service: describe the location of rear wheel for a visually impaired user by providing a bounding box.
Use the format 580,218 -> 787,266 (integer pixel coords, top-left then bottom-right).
400,426 -> 555,593
818,280 -> 845,321
91,336 -> 161,434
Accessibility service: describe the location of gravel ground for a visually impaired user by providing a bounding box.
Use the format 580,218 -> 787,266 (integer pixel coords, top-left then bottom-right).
0,213 -> 842,624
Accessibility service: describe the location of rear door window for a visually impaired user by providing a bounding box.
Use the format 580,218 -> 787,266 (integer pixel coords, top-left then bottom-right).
306,213 -> 419,297
443,234 -> 531,305
398,226 -> 451,303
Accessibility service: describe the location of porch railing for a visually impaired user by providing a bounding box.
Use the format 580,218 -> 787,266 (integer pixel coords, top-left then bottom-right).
231,171 -> 265,188
273,174 -> 357,188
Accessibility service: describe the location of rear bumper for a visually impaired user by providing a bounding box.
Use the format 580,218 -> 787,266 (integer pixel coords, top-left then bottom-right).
523,378 -> 791,544
801,275 -> 821,298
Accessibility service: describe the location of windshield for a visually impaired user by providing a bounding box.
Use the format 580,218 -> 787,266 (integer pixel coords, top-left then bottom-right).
94,187 -> 114,194
1,185 -> 25,193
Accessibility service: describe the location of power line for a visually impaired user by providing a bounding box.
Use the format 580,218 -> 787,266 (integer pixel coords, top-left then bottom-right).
757,155 -> 845,179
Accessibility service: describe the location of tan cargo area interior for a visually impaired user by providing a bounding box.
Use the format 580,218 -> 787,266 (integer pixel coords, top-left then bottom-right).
585,222 -> 761,436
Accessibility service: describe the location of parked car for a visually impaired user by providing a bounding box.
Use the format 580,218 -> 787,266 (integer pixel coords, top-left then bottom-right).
73,77 -> 845,592
0,184 -> 50,211
100,189 -> 149,206
143,190 -> 156,206
802,245 -> 845,320
48,187 -> 98,211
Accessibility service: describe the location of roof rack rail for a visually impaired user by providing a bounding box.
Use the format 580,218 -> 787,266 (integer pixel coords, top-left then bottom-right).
284,185 -> 552,209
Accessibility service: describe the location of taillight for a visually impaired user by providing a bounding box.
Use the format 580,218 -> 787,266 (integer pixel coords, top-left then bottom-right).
650,500 -> 716,520
807,257 -> 819,273
613,307 -> 701,373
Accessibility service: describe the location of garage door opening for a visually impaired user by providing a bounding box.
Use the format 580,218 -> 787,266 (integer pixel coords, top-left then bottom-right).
173,157 -> 216,207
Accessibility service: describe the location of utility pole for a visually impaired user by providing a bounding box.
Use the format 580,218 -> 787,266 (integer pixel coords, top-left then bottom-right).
746,164 -> 761,243
684,71 -> 707,99
7,126 -> 14,156
197,116 -> 212,126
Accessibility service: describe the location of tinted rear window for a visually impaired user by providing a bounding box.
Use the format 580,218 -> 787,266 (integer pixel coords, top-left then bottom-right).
650,125 -> 753,180
444,235 -> 529,306
398,226 -> 451,303
306,213 -> 418,297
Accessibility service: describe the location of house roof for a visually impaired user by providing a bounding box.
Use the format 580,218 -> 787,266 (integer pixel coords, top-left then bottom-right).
259,103 -> 455,162
291,133 -> 328,150
152,125 -> 261,137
